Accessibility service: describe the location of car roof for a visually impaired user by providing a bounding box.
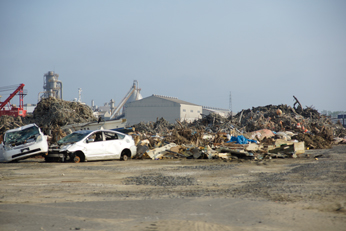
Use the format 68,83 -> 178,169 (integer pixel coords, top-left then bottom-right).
73,130 -> 94,134
5,123 -> 39,133
73,129 -> 125,135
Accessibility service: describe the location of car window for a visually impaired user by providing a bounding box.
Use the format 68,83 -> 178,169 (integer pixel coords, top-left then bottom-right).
104,132 -> 118,140
117,133 -> 125,139
5,125 -> 40,145
58,131 -> 91,145
87,133 -> 96,142
93,132 -> 104,142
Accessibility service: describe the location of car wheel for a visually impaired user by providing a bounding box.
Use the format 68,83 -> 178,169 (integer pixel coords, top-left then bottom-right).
121,154 -> 128,161
73,155 -> 81,163
121,151 -> 130,161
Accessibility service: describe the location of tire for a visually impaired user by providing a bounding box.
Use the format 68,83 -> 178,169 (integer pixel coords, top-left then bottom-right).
121,150 -> 130,161
73,155 -> 81,163
72,152 -> 85,163
121,154 -> 128,161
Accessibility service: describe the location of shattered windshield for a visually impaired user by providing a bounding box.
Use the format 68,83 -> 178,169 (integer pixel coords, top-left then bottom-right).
5,126 -> 40,145
57,131 -> 92,145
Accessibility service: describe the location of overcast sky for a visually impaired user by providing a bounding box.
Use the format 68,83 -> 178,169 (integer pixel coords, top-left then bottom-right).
1,0 -> 345,113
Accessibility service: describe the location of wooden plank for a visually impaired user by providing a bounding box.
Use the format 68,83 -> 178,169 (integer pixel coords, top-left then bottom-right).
294,142 -> 305,154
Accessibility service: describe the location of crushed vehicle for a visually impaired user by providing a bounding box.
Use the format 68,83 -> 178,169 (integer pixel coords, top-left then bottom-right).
45,129 -> 137,163
0,123 -> 48,162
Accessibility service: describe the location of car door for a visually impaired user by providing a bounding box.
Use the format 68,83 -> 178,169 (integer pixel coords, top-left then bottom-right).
103,131 -> 125,159
83,131 -> 107,160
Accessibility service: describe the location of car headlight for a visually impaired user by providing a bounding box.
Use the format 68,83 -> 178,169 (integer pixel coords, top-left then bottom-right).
36,135 -> 43,142
5,144 -> 13,151
61,144 -> 72,151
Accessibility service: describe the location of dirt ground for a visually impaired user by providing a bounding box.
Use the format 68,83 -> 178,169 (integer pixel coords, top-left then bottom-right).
0,145 -> 345,231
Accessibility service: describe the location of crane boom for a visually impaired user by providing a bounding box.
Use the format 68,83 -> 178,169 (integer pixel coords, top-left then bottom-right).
0,84 -> 25,110
0,83 -> 27,117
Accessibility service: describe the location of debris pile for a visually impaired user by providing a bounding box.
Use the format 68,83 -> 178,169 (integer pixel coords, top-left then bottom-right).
32,97 -> 97,135
232,104 -> 345,149
130,98 -> 345,161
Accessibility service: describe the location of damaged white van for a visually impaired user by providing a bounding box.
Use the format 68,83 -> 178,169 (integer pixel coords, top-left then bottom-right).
0,124 -> 48,162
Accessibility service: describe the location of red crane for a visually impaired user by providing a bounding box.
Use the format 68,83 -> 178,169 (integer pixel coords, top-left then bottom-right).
0,84 -> 27,117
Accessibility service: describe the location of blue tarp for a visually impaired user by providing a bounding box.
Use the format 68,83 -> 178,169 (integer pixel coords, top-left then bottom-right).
226,135 -> 257,144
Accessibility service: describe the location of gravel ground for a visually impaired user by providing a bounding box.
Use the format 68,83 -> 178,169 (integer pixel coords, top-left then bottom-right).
0,145 -> 345,230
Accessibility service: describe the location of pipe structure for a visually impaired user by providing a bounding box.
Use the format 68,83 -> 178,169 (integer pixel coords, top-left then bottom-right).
56,80 -> 63,100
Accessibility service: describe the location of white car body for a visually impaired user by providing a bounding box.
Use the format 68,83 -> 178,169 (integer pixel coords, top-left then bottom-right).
46,129 -> 137,162
0,124 -> 48,162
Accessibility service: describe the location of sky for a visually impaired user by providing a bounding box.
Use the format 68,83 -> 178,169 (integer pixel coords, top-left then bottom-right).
1,0 -> 345,113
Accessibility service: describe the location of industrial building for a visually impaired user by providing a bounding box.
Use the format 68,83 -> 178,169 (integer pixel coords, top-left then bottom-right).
38,71 -> 62,101
124,94 -> 202,126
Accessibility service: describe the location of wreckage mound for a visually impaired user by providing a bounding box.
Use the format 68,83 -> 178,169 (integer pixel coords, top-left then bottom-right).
132,101 -> 345,153
33,97 -> 97,133
234,104 -> 322,132
133,117 -> 175,134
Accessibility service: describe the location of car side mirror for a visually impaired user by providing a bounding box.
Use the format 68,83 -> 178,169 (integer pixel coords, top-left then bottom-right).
87,138 -> 95,143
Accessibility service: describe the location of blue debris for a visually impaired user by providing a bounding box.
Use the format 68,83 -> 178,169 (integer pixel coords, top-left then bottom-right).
226,135 -> 257,144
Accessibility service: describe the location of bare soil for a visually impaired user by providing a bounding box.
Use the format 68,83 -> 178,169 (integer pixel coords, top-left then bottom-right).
0,145 -> 345,231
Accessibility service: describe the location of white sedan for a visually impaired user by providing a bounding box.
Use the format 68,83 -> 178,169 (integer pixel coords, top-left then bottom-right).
45,129 -> 137,163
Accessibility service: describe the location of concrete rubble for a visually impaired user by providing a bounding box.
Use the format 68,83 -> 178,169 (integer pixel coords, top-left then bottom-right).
0,96 -> 345,161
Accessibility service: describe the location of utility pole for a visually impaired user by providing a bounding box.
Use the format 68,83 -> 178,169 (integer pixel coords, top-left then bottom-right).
229,91 -> 233,122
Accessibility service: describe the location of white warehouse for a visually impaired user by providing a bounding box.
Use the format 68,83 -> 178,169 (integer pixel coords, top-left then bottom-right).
124,94 -> 202,126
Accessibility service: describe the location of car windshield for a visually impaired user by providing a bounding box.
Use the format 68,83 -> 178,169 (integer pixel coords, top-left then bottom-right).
57,131 -> 92,145
4,125 -> 40,145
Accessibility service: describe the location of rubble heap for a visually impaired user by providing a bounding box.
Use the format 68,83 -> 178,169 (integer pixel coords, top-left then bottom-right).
132,99 -> 346,161
32,97 -> 97,134
231,104 -> 344,149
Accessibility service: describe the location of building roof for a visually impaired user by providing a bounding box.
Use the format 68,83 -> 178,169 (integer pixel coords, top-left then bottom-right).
151,94 -> 200,106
